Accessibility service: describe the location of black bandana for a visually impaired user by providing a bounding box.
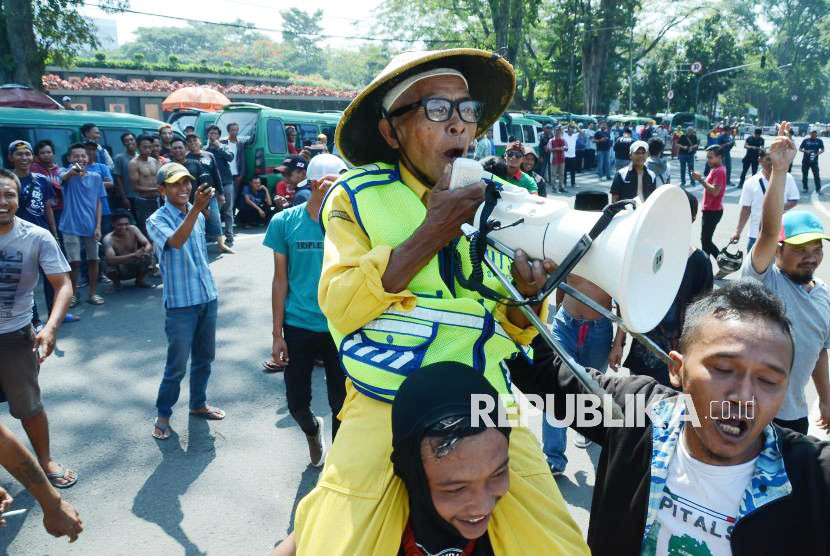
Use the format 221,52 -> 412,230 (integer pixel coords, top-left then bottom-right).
391,363 -> 509,556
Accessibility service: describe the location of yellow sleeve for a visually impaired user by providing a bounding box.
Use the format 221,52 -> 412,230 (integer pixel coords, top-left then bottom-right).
493,300 -> 550,346
318,186 -> 417,335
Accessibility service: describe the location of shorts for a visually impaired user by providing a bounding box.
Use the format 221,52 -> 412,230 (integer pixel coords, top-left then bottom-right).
113,260 -> 151,280
63,234 -> 99,262
0,326 -> 43,419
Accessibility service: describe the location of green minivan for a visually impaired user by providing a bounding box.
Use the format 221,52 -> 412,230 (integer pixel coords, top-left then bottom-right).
0,107 -> 166,164
213,103 -> 341,189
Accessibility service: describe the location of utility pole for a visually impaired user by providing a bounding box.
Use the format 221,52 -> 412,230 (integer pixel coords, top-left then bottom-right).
628,26 -> 633,113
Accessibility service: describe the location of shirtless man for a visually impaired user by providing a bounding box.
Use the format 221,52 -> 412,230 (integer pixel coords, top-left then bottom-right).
542,190 -> 614,472
128,135 -> 162,236
103,210 -> 153,289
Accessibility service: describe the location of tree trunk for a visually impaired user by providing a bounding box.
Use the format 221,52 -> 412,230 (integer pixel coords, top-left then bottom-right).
4,0 -> 41,86
487,0 -> 524,65
580,0 -> 615,115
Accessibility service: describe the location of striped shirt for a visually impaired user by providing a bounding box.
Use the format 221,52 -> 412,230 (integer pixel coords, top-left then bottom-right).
146,201 -> 217,309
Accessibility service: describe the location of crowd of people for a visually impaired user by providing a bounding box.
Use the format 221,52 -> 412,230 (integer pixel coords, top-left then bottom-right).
1,46 -> 830,555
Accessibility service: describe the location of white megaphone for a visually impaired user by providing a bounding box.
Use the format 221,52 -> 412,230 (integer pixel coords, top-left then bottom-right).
449,158 -> 691,333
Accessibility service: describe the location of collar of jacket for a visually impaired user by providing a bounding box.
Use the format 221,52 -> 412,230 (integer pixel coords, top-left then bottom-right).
641,396 -> 793,548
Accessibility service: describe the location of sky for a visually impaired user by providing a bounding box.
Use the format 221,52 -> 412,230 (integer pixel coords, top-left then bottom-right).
80,0 -> 384,48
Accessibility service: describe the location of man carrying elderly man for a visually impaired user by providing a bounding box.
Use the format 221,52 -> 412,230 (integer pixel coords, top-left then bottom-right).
276,48 -> 588,555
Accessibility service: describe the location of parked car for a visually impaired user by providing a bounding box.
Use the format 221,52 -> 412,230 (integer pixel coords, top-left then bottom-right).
0,106 -> 165,166
213,103 -> 340,190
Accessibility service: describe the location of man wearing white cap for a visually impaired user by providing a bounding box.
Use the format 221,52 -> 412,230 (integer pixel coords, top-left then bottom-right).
283,49 -> 587,555
263,152 -> 347,468
291,153 -> 347,206
610,139 -> 657,202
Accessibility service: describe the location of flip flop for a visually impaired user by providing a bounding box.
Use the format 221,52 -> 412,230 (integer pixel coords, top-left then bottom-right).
63,313 -> 81,323
261,359 -> 284,373
46,463 -> 78,489
190,406 -> 226,420
152,419 -> 172,440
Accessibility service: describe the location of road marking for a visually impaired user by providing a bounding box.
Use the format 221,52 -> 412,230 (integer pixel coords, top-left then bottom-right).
232,232 -> 266,242
811,191 -> 830,220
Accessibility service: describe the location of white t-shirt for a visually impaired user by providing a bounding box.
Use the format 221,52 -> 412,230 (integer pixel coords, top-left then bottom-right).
739,172 -> 799,238
563,132 -> 579,158
648,431 -> 756,555
226,140 -> 239,176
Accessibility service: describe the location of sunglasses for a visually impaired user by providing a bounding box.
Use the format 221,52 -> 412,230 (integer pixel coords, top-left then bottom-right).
505,151 -> 524,158
386,97 -> 484,124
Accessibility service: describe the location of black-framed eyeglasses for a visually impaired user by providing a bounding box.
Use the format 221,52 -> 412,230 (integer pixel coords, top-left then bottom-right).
386,97 -> 484,123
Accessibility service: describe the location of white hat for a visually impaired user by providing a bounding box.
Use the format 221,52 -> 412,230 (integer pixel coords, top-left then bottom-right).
629,140 -> 648,154
299,153 -> 348,187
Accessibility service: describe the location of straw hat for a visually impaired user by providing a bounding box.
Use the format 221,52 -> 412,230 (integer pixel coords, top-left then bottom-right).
335,48 -> 516,167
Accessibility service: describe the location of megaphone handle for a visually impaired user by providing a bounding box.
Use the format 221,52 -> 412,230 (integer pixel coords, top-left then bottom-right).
470,239 -> 625,421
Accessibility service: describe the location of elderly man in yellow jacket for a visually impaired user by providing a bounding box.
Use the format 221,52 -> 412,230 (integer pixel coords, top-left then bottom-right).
283,49 -> 588,555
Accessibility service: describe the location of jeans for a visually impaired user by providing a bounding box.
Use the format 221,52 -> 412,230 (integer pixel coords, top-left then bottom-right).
739,158 -> 759,186
678,154 -> 695,186
803,159 -> 821,191
541,306 -> 613,471
219,184 -> 235,241
701,210 -> 723,259
282,324 -> 347,441
156,299 -> 217,418
134,196 -> 162,237
564,157 -> 577,186
205,197 -> 223,239
723,152 -> 732,184
596,150 -> 611,179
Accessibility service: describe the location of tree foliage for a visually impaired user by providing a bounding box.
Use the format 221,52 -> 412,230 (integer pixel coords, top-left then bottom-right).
0,0 -> 125,87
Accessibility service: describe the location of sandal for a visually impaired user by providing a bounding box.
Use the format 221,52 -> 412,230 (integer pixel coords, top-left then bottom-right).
46,463 -> 78,489
87,294 -> 105,305
261,359 -> 285,373
69,296 -> 79,308
152,419 -> 172,440
190,406 -> 226,420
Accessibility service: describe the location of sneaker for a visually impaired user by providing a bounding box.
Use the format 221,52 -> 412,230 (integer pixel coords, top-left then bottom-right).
574,433 -> 592,448
69,295 -> 79,308
550,464 -> 564,477
33,321 -> 44,333
306,416 -> 325,467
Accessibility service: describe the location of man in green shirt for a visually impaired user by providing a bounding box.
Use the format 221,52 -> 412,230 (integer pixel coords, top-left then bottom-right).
502,140 -> 538,194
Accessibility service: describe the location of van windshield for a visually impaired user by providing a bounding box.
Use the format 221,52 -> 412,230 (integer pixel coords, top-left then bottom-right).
216,111 -> 257,141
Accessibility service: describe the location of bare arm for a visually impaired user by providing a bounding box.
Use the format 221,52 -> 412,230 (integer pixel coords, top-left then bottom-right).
35,273 -> 72,362
733,206 -> 751,239
813,350 -> 830,432
131,226 -> 152,253
381,168 -> 484,293
271,252 -> 289,366
46,203 -> 57,237
271,253 -> 287,336
103,238 -> 135,265
128,161 -> 142,193
752,123 -> 797,273
0,424 -> 82,542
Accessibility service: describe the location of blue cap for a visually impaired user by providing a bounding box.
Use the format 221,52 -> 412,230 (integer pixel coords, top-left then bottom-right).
779,210 -> 830,245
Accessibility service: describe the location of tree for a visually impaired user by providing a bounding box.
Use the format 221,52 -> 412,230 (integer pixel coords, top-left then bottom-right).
280,8 -> 325,75
0,0 -> 125,87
